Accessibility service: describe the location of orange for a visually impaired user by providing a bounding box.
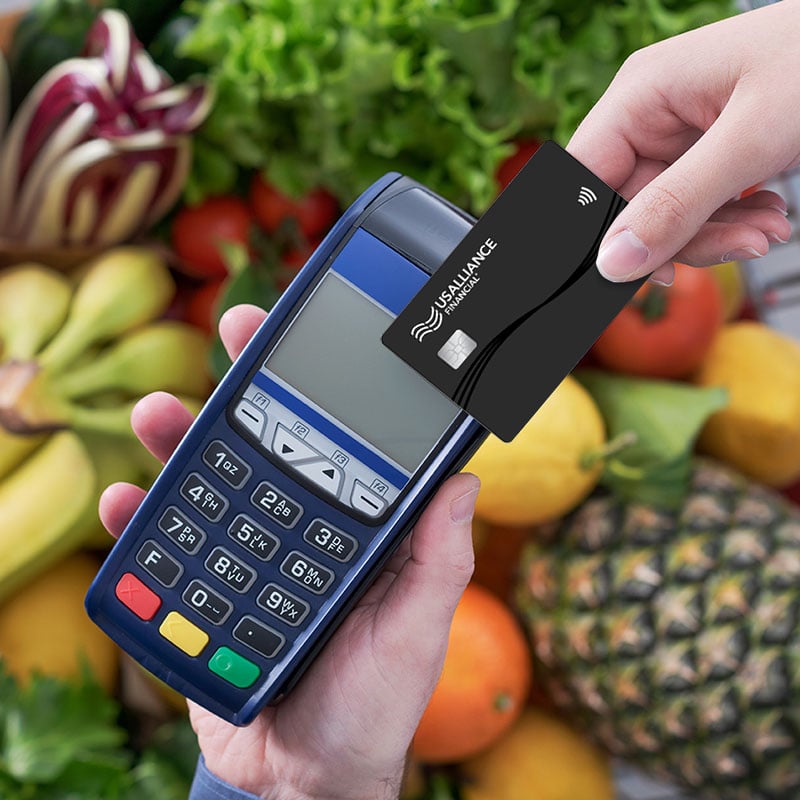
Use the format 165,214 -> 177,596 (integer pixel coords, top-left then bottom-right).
412,583 -> 532,764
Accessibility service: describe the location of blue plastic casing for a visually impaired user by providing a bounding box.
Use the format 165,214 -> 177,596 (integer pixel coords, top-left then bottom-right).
85,173 -> 487,725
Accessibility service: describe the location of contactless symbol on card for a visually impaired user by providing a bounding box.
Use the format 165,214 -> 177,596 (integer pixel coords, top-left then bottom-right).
383,140 -> 646,442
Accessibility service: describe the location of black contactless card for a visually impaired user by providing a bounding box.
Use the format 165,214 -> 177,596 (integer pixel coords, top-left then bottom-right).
382,140 -> 646,442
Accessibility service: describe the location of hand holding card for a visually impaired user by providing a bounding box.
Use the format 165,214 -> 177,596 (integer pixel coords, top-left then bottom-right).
383,140 -> 646,441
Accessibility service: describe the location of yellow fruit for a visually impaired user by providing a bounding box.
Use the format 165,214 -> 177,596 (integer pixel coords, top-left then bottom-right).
460,707 -> 614,800
707,260 -> 746,321
0,552 -> 118,692
694,321 -> 800,486
465,376 -> 605,525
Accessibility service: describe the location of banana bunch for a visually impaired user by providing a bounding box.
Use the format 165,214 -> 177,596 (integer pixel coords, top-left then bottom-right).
0,247 -> 210,601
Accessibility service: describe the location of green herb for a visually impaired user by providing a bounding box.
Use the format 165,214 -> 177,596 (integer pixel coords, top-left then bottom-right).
180,0 -> 735,212
0,661 -> 198,800
576,369 -> 728,509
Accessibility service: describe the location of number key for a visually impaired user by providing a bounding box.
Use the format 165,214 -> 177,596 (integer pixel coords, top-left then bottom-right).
303,519 -> 357,562
280,551 -> 334,595
251,482 -> 302,528
180,473 -> 229,522
204,547 -> 256,594
257,583 -> 310,627
202,440 -> 252,489
158,506 -> 206,554
228,514 -> 279,561
182,579 -> 233,625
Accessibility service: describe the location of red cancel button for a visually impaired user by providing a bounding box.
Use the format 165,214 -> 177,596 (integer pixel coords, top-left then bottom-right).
115,572 -> 162,620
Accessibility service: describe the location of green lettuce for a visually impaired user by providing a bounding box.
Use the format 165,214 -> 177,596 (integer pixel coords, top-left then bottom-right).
0,662 -> 198,800
181,0 -> 735,211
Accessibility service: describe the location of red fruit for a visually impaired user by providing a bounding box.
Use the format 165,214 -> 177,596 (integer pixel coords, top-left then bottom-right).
184,280 -> 225,334
250,174 -> 338,239
591,263 -> 725,379
171,196 -> 254,280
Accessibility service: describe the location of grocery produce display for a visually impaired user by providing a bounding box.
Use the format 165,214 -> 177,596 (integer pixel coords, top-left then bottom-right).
0,8 -> 212,256
0,247 -> 209,603
4,1 -> 796,799
517,458 -> 800,799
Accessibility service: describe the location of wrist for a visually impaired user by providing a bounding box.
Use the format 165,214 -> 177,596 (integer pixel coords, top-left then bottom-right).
203,753 -> 406,800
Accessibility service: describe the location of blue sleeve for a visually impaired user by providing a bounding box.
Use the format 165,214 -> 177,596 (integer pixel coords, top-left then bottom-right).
189,754 -> 265,800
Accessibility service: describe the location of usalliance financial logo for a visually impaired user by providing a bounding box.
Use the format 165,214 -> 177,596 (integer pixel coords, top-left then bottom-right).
410,237 -> 497,342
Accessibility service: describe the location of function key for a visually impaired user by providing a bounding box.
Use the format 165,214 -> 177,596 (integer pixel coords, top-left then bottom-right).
233,400 -> 266,440
233,616 -> 285,659
202,440 -> 252,489
115,572 -> 161,620
257,583 -> 310,627
294,459 -> 343,498
180,473 -> 229,523
158,506 -> 206,554
208,646 -> 260,689
272,424 -> 319,464
251,482 -> 302,528
182,579 -> 233,626
204,546 -> 256,594
350,480 -> 387,518
303,519 -> 357,563
227,514 -> 279,561
159,611 -> 209,657
280,551 -> 334,595
136,540 -> 182,588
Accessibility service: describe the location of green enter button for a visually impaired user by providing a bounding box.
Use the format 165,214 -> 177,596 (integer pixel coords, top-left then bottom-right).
208,646 -> 261,688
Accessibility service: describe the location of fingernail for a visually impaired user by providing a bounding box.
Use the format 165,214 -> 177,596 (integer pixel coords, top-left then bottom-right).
722,246 -> 764,262
450,487 -> 479,524
768,204 -> 789,216
766,231 -> 789,244
648,276 -> 673,287
596,229 -> 650,281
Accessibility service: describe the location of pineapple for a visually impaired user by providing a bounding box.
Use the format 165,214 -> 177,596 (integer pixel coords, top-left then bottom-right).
515,458 -> 800,800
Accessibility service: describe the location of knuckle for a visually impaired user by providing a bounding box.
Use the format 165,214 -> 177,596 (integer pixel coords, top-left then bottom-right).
447,552 -> 475,590
618,44 -> 657,77
644,180 -> 695,231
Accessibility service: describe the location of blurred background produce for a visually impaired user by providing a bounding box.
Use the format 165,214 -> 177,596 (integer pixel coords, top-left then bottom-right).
7,0 -> 800,799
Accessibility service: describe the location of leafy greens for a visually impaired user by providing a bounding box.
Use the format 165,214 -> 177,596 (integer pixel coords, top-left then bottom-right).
0,662 -> 198,800
180,0 -> 735,211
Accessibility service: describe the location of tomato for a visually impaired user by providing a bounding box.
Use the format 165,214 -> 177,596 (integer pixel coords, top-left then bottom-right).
171,196 -> 254,280
496,138 -> 541,191
250,174 -> 338,239
591,263 -> 724,379
184,280 -> 225,334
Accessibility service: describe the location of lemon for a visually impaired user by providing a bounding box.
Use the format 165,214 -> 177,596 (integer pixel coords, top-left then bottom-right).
460,707 -> 614,800
0,552 -> 118,691
465,375 -> 605,525
694,321 -> 800,487
707,260 -> 746,322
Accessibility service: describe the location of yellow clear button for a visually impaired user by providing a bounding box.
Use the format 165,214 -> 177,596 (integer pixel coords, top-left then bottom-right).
159,610 -> 209,656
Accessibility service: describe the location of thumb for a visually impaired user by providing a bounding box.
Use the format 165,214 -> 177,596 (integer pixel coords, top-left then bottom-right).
378,472 -> 480,645
595,99 -> 773,282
